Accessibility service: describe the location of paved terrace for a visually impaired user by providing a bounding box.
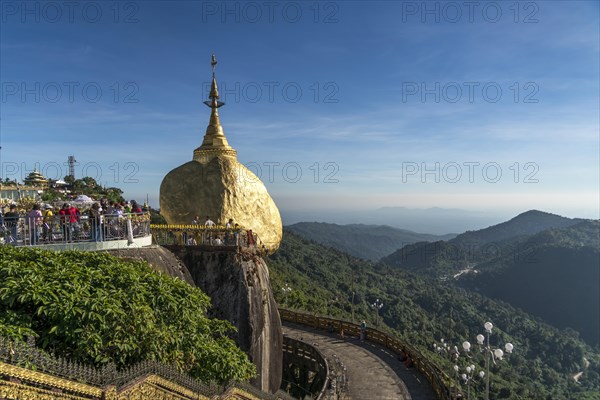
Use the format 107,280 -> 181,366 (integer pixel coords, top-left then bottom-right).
283,322 -> 439,400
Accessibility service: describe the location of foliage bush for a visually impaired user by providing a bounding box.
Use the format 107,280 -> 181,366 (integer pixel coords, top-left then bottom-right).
0,245 -> 255,383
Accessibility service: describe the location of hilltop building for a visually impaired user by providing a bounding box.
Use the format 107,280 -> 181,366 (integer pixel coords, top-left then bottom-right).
0,168 -> 49,201
23,167 -> 49,188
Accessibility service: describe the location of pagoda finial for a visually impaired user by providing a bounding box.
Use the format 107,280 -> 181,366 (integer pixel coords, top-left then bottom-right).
206,53 -> 222,109
194,54 -> 236,163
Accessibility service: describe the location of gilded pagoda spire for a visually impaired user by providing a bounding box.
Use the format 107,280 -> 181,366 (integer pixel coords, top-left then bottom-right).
193,54 -> 237,163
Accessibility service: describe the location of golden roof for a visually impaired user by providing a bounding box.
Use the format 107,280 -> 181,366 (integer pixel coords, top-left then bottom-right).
24,167 -> 48,183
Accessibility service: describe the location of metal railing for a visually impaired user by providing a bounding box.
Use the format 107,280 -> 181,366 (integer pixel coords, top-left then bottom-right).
281,336 -> 329,399
151,224 -> 267,251
0,212 -> 151,246
278,308 -> 455,400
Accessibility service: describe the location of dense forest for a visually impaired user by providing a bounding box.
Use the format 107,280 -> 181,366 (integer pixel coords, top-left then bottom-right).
267,230 -> 600,399
382,217 -> 600,347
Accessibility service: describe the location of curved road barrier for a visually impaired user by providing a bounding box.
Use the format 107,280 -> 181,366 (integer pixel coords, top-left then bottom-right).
279,308 -> 454,400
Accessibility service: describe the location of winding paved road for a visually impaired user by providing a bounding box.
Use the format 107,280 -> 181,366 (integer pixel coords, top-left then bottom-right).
283,323 -> 439,400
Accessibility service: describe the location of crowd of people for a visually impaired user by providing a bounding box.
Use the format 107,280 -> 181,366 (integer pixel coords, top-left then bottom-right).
182,215 -> 245,246
2,202 -> 257,249
0,199 -> 148,246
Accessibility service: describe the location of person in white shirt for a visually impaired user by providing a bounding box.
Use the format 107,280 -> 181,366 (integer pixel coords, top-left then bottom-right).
204,216 -> 216,227
26,204 -> 43,245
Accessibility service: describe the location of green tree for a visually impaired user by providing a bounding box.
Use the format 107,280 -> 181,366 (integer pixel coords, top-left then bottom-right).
0,246 -> 255,383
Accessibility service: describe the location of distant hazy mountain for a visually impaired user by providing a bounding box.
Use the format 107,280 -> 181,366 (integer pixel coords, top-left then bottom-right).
281,207 -> 511,235
382,210 -> 587,270
286,222 -> 455,261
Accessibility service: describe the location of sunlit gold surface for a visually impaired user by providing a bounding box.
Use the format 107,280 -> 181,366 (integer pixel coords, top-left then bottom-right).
115,375 -> 208,400
0,362 -> 102,397
159,156 -> 282,253
0,361 -> 257,400
193,103 -> 237,162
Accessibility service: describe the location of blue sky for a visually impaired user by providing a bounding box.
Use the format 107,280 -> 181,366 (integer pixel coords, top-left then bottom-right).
1,1 -> 599,227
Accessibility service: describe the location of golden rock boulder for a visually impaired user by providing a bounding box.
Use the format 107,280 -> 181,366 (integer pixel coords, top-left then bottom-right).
160,56 -> 282,252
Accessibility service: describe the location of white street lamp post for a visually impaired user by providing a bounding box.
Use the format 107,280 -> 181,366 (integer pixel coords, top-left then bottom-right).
434,321 -> 514,400
453,363 -> 484,400
282,284 -> 292,307
371,298 -> 383,328
477,321 -> 514,400
351,290 -> 355,323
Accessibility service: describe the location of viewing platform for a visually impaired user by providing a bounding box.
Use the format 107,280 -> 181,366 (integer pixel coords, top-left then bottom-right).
1,213 -> 265,253
151,223 -> 266,252
1,212 -> 152,251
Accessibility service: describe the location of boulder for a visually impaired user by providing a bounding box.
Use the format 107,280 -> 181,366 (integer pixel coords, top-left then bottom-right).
167,246 -> 283,393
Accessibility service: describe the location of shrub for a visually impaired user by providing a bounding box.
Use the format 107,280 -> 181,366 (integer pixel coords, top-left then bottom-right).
0,246 -> 255,383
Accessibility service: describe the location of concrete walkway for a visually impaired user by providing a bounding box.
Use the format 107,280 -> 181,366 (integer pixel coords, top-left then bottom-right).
283,323 -> 438,400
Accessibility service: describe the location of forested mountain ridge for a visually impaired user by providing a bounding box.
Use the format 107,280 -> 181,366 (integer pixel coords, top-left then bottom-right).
450,209 -> 585,248
266,230 -> 600,399
381,218 -> 599,276
286,222 -> 455,261
461,245 -> 599,346
458,220 -> 600,346
523,220 -> 600,249
380,219 -> 600,347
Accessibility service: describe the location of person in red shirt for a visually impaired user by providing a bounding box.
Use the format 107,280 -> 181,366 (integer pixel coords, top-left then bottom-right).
58,203 -> 79,242
130,200 -> 142,214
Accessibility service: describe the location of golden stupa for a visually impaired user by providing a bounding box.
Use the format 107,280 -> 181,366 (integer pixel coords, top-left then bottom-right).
24,167 -> 48,188
160,55 -> 282,252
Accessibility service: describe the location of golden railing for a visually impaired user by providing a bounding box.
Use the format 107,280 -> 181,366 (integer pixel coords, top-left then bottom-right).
0,336 -> 294,400
150,224 -> 267,251
278,308 -> 455,400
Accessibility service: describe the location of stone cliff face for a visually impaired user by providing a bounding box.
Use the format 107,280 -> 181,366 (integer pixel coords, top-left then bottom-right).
165,246 -> 283,393
107,246 -> 194,285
